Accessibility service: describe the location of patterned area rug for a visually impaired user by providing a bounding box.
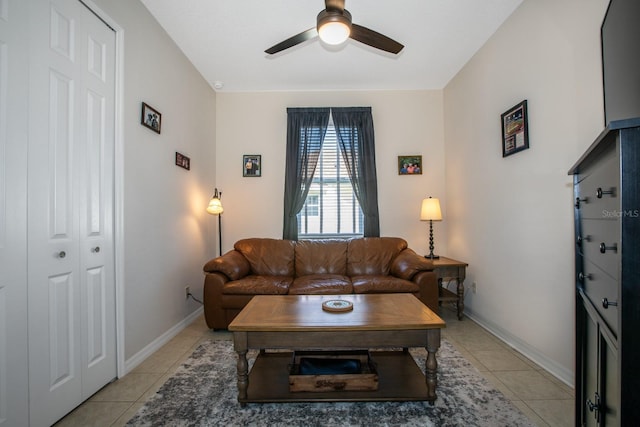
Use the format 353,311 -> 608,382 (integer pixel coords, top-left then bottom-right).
126,339 -> 534,427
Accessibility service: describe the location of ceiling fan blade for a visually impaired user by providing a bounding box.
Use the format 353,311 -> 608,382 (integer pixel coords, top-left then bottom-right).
265,27 -> 318,54
350,23 -> 404,54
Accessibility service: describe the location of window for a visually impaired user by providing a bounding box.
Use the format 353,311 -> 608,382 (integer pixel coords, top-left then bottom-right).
298,120 -> 364,238
283,106 -> 379,241
305,194 -> 319,217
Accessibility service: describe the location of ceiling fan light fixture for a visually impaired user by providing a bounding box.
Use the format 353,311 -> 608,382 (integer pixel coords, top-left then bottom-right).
265,1 -> 403,56
317,9 -> 351,45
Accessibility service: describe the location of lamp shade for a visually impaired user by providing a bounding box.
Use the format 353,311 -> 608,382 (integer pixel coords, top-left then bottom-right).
420,197 -> 442,221
206,197 -> 223,215
206,188 -> 224,215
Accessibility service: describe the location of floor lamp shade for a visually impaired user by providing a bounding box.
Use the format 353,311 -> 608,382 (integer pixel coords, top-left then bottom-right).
206,189 -> 224,215
420,197 -> 442,259
206,188 -> 224,256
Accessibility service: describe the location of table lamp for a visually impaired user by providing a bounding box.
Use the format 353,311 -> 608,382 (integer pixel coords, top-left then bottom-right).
420,197 -> 442,259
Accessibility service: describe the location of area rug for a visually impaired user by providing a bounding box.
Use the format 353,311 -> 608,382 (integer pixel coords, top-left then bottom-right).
126,339 -> 534,427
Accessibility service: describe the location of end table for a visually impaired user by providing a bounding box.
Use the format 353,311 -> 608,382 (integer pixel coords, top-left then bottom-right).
430,256 -> 468,320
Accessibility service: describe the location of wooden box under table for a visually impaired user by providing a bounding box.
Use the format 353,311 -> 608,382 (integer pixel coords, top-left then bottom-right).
289,350 -> 379,392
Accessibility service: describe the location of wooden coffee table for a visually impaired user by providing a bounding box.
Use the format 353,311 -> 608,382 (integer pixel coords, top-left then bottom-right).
228,293 -> 445,406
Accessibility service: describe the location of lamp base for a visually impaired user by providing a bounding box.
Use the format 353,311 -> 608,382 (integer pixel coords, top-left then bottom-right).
424,254 -> 440,260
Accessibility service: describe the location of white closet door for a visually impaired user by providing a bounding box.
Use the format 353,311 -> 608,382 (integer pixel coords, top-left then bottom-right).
27,0 -> 116,425
0,0 -> 30,425
78,0 -> 116,398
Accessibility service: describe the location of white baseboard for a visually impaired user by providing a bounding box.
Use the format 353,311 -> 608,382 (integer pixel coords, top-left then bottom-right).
465,309 -> 574,388
123,307 -> 204,374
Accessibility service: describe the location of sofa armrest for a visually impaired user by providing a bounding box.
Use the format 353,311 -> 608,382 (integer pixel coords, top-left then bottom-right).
203,272 -> 229,329
203,250 -> 251,280
390,248 -> 434,280
389,248 -> 438,312
413,270 -> 438,312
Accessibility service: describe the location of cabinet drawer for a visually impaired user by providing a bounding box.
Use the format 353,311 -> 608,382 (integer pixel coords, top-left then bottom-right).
578,219 -> 620,278
579,261 -> 618,335
575,151 -> 619,219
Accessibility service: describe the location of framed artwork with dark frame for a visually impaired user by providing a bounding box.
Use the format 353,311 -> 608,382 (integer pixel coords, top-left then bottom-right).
141,102 -> 161,134
398,155 -> 423,175
243,154 -> 261,177
501,100 -> 529,157
175,152 -> 190,170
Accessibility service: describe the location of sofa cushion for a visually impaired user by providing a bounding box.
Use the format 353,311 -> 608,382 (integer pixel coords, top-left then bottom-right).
351,275 -> 419,294
390,248 -> 434,280
222,275 -> 292,295
234,238 -> 295,276
347,237 -> 408,276
295,239 -> 348,276
289,274 -> 353,294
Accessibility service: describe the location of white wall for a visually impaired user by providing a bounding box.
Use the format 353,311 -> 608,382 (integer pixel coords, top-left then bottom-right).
93,0 -> 217,360
443,0 -> 609,384
215,90 -> 446,256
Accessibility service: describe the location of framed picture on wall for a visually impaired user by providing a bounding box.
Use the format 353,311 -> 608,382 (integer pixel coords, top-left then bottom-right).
141,102 -> 161,134
398,155 -> 422,175
243,155 -> 261,177
501,100 -> 529,157
175,152 -> 190,170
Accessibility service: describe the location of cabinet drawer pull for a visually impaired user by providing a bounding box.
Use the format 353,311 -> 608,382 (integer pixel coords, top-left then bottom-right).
599,242 -> 617,254
575,197 -> 589,208
58,251 -> 66,259
576,235 -> 591,246
586,393 -> 601,422
578,272 -> 592,281
602,298 -> 618,309
92,246 -> 101,253
596,187 -> 615,198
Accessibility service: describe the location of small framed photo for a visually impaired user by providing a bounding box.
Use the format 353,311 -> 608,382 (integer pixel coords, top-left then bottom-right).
175,152 -> 190,170
501,100 -> 529,157
398,155 -> 422,175
141,102 -> 161,134
243,155 -> 261,177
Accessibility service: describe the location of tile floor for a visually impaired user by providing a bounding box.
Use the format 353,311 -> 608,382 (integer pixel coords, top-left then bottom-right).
54,306 -> 574,427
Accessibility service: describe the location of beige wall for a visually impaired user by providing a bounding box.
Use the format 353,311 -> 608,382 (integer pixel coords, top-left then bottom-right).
215,90 -> 446,256
90,0 -> 611,384
93,0 -> 217,362
443,0 -> 609,384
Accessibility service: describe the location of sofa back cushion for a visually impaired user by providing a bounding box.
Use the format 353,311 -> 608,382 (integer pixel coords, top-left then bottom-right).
347,237 -> 408,276
295,239 -> 348,276
234,238 -> 295,276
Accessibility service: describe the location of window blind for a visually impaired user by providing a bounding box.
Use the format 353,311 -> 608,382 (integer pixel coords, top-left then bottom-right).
298,121 -> 363,237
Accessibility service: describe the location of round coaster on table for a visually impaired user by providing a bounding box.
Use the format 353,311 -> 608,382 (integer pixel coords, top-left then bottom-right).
322,299 -> 354,313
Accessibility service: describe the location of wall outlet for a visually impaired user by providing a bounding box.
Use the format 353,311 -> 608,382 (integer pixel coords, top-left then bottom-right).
471,282 -> 477,293
185,286 -> 191,299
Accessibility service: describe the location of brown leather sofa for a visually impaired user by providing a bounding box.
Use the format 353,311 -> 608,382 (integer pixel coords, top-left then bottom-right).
202,237 -> 438,329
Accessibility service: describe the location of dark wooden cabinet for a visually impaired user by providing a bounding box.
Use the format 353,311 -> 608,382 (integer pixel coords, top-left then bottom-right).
569,118 -> 640,426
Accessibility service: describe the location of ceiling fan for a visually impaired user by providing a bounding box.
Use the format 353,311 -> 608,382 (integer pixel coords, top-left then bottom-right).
265,0 -> 404,55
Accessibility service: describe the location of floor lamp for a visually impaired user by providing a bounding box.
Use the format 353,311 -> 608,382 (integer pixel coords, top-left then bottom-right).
206,188 -> 224,256
420,196 -> 442,259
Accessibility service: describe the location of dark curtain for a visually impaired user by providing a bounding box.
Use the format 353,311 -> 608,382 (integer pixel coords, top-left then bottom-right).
331,107 -> 380,237
282,107 -> 330,240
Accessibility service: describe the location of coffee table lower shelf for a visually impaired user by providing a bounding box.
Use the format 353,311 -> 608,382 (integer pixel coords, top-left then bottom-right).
241,350 -> 430,403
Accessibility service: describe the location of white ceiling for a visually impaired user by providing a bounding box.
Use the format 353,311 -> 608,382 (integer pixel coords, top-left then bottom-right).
140,0 -> 523,92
